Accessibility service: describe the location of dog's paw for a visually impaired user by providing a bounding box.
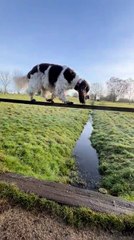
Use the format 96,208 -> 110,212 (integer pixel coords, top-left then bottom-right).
46,99 -> 54,103
31,99 -> 36,103
65,101 -> 74,105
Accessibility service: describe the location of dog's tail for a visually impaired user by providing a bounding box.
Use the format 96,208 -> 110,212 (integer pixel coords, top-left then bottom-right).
14,75 -> 29,91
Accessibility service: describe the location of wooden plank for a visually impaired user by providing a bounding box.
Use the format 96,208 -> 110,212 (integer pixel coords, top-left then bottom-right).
0,173 -> 134,215
0,98 -> 134,112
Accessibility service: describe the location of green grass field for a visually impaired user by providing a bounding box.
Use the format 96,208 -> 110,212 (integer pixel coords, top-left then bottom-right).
0,93 -> 134,200
0,93 -> 89,183
91,111 -> 134,200
92,100 -> 134,108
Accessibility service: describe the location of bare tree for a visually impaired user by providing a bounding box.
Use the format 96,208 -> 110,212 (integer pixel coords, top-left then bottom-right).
106,77 -> 128,101
0,71 -> 11,93
126,78 -> 134,103
90,82 -> 102,100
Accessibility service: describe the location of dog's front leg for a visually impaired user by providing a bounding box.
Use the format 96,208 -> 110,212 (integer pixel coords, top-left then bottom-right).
58,90 -> 73,105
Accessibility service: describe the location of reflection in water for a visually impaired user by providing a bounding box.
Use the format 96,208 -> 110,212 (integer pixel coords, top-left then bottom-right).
73,116 -> 101,190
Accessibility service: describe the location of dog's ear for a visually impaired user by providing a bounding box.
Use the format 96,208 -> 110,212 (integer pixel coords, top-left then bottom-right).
78,80 -> 89,104
80,80 -> 89,92
85,83 -> 90,93
79,89 -> 85,104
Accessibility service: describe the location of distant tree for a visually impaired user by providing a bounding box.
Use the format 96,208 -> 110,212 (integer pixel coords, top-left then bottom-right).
106,77 -> 128,101
126,78 -> 134,103
0,71 -> 11,93
90,82 -> 102,100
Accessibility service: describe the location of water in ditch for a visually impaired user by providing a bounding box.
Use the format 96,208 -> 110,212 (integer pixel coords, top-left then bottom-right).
73,116 -> 101,190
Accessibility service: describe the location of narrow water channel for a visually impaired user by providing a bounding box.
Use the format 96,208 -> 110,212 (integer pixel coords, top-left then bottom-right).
73,116 -> 101,190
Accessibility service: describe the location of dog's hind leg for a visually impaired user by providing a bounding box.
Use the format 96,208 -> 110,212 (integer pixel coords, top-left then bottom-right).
27,87 -> 36,102
41,87 -> 53,102
27,75 -> 41,102
41,87 -> 48,99
46,92 -> 56,103
30,93 -> 36,102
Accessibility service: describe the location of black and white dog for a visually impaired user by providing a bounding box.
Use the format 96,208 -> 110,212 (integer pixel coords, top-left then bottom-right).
23,63 -> 89,104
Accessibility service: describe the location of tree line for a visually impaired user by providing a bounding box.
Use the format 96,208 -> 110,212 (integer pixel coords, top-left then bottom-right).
90,77 -> 134,102
0,70 -> 134,102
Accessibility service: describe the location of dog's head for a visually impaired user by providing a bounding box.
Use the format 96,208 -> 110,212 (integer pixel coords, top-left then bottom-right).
75,80 -> 90,104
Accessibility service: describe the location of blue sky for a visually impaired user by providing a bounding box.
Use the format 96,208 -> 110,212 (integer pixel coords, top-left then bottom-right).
0,0 -> 134,83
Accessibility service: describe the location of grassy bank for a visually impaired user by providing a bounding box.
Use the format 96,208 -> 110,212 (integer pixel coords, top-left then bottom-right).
0,94 -> 89,183
91,111 -> 134,200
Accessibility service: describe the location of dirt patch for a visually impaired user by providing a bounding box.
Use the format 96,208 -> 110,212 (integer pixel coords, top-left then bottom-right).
0,173 -> 134,215
0,200 -> 133,240
0,199 -> 11,214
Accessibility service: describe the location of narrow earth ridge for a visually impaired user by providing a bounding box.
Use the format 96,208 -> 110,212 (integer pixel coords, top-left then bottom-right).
0,173 -> 134,215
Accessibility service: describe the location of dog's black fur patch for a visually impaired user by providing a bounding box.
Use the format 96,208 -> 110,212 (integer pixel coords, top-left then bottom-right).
27,65 -> 38,79
39,63 -> 50,73
48,65 -> 63,86
63,68 -> 76,83
27,64 -> 50,79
